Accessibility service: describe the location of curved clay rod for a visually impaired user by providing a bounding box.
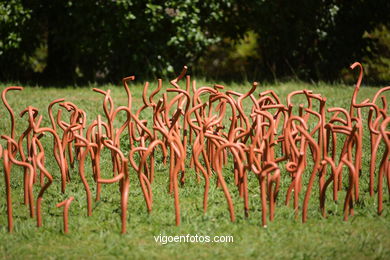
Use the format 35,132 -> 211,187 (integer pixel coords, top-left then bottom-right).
349,62 -> 373,117
230,144 -> 249,216
61,124 -> 82,151
193,87 -> 217,107
131,143 -> 159,205
92,89 -> 114,137
55,109 -> 68,131
122,75 -> 135,110
34,127 -> 67,193
92,116 -> 105,201
141,81 -> 151,107
170,66 -> 187,89
241,81 -> 258,100
96,137 -> 127,223
138,140 -> 168,208
170,138 -> 184,226
214,143 -> 248,222
153,126 -> 181,157
170,130 -> 186,168
259,90 -> 282,106
378,117 -> 390,215
140,139 -> 167,168
179,75 -> 192,152
111,106 -> 132,145
210,94 -> 238,141
231,84 -> 257,140
35,151 -> 53,227
1,86 -> 23,139
20,106 -> 39,123
192,79 -> 198,96
2,135 -> 35,218
102,139 -> 126,162
372,86 -> 390,104
304,108 -> 322,136
258,163 -> 279,227
349,62 -> 363,117
2,149 -> 13,232
285,116 -> 308,158
340,156 -> 356,221
286,90 -> 305,107
164,93 -> 184,127
16,125 -> 35,204
168,108 -> 183,133
328,107 -> 352,126
320,157 -> 340,211
149,79 -> 163,105
110,106 -> 131,136
211,100 -> 227,127
119,160 -> 130,234
296,125 -> 321,223
283,118 -> 307,206
367,89 -> 390,195
98,173 -> 124,184
130,113 -> 153,138
93,88 -> 115,119
214,84 -> 225,91
167,88 -> 191,112
19,107 -> 40,168
128,147 -> 147,172
85,120 -> 110,142
136,151 -> 154,212
103,90 -> 114,117
129,121 -> 142,142
192,135 -> 210,212
56,197 -> 74,234
74,134 -> 96,216
184,104 -> 204,175
61,124 -> 83,174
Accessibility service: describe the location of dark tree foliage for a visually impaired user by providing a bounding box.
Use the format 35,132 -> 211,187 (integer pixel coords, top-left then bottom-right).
239,0 -> 390,81
0,0 -> 32,80
1,0 -> 235,83
0,0 -> 388,83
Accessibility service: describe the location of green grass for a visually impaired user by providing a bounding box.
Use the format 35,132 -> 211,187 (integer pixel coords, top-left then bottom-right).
0,81 -> 390,259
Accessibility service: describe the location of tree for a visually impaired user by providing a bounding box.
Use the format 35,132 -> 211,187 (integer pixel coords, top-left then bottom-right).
1,0 -> 388,83
247,0 -> 390,81
0,0 -> 33,81
0,0 -> 236,83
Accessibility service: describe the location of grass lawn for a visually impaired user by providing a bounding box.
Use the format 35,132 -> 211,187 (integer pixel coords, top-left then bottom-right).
0,81 -> 389,259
